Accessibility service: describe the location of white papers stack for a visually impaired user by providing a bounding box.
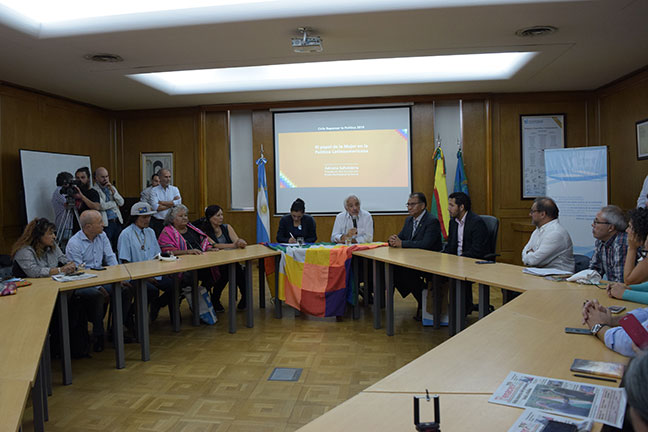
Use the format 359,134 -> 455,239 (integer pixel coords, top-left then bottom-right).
52,273 -> 98,282
522,267 -> 572,277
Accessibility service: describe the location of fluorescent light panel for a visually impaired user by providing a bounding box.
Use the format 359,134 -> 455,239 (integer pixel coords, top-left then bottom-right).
1,0 -> 585,24
129,52 -> 536,95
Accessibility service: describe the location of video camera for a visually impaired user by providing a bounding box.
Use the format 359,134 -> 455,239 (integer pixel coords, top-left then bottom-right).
59,179 -> 83,197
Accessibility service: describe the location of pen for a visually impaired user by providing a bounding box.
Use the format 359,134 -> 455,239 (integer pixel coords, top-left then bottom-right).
290,232 -> 296,241
572,374 -> 617,382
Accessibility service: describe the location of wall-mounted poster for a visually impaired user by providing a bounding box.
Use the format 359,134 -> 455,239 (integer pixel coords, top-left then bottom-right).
521,115 -> 565,198
141,152 -> 173,190
637,118 -> 648,160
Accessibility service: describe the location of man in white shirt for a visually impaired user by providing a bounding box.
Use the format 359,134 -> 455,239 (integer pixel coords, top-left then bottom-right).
150,169 -> 181,236
330,195 -> 374,244
522,197 -> 575,273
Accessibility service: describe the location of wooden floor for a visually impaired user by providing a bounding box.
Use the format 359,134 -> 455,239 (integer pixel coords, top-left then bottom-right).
22,274 -> 502,432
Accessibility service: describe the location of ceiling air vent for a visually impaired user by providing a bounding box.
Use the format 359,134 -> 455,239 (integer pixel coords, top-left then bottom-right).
515,26 -> 557,38
83,53 -> 124,63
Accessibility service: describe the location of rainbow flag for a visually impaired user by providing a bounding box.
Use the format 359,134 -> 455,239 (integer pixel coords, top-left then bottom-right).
431,147 -> 450,239
267,243 -> 386,317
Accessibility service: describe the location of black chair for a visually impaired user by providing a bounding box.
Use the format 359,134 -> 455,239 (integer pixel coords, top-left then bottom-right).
480,215 -> 499,262
573,254 -> 590,273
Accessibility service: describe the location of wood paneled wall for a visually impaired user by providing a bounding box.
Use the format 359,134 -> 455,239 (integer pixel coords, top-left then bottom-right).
0,85 -> 114,252
2,69 -> 648,258
491,92 -> 597,262
598,69 -> 648,210
116,110 -> 201,221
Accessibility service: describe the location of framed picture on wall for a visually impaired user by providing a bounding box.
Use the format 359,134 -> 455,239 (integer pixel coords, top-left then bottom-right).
520,114 -> 565,199
141,152 -> 173,190
637,118 -> 648,160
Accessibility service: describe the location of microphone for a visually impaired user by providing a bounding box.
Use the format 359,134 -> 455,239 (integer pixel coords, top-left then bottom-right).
352,216 -> 357,229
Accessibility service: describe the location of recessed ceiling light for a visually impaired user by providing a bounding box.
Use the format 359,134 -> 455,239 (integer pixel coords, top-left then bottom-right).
515,25 -> 558,37
83,53 -> 123,62
128,52 -> 536,95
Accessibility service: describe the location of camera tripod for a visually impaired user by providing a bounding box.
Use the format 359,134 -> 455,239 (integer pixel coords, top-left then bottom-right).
56,197 -> 81,251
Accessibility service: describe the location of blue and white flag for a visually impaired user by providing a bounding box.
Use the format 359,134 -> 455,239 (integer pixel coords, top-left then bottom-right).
454,149 -> 469,195
256,155 -> 271,243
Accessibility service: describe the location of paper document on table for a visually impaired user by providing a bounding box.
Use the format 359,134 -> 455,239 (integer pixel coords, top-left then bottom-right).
52,273 -> 98,282
508,408 -> 593,432
522,267 -> 572,276
489,371 -> 626,428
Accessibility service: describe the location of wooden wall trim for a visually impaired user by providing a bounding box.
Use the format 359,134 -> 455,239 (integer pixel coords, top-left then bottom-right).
197,111 -> 208,212
485,98 -> 493,215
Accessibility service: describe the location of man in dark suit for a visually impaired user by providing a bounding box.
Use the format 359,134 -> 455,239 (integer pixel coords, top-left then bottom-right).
388,192 -> 442,320
434,192 -> 489,320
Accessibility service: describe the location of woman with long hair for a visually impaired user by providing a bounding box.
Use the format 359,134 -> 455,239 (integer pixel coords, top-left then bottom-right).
12,217 -> 76,277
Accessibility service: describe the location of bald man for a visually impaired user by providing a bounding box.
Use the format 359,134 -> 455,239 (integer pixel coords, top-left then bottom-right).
66,210 -> 120,352
149,168 -> 181,236
92,167 -> 124,252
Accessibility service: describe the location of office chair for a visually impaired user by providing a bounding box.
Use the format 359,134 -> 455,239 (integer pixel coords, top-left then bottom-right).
573,254 -> 590,273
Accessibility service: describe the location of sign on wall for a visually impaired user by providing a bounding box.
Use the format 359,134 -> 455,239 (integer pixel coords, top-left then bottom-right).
521,115 -> 565,198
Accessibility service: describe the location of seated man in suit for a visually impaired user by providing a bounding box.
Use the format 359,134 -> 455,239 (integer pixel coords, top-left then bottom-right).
434,192 -> 489,321
388,192 -> 442,320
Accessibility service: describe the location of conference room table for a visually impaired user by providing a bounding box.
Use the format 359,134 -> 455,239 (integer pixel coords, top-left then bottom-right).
0,282 -> 60,431
364,286 -> 636,394
0,378 -> 31,432
123,244 -> 281,362
353,247 -> 476,336
353,247 -> 591,336
297,392 -> 524,431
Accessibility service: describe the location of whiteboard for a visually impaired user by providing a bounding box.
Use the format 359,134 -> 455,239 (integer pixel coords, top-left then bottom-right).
20,150 -> 92,223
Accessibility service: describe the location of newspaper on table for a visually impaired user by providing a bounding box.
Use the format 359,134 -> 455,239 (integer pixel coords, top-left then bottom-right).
51,273 -> 98,282
489,371 -> 626,428
508,408 -> 593,432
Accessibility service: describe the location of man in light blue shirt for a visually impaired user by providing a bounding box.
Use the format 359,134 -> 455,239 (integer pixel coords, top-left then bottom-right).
66,210 -> 119,352
582,298 -> 648,357
117,202 -> 173,321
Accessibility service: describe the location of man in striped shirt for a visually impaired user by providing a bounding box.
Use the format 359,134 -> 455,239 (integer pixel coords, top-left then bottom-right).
589,205 -> 628,282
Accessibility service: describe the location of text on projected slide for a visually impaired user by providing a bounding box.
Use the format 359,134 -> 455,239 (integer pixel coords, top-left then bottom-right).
278,129 -> 409,188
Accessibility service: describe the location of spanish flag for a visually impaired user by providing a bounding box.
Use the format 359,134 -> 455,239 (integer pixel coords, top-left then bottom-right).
431,147 -> 450,239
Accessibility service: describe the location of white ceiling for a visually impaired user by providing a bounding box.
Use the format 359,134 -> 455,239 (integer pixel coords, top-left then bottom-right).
0,0 -> 646,110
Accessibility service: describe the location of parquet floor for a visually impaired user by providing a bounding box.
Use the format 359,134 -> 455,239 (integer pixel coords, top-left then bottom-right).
21,272 -> 502,432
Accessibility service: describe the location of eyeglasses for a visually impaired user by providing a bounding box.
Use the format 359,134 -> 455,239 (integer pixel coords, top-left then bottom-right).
529,209 -> 540,214
592,219 -> 611,225
406,202 -> 422,207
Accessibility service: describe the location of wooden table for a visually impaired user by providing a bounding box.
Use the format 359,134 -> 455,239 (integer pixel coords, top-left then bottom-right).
0,378 -> 31,432
124,244 -> 280,361
296,392 -> 523,431
364,291 -> 629,394
37,265 -> 133,383
353,247 -> 474,335
0,283 -> 59,431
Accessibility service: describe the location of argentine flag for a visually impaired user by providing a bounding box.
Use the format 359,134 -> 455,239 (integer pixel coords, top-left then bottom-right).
256,155 -> 271,243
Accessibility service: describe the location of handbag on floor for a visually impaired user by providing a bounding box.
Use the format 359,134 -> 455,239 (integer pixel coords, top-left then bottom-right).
183,286 -> 218,325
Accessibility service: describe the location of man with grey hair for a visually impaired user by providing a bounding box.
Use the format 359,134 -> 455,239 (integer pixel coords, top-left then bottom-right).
331,195 -> 374,244
150,168 -> 181,237
589,205 -> 628,282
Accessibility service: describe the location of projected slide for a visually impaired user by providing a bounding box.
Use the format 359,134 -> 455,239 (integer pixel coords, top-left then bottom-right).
274,106 -> 412,214
278,129 -> 409,188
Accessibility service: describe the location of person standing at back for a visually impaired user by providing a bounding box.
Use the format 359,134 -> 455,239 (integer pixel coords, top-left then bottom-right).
150,168 -> 181,237
92,167 -> 124,252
